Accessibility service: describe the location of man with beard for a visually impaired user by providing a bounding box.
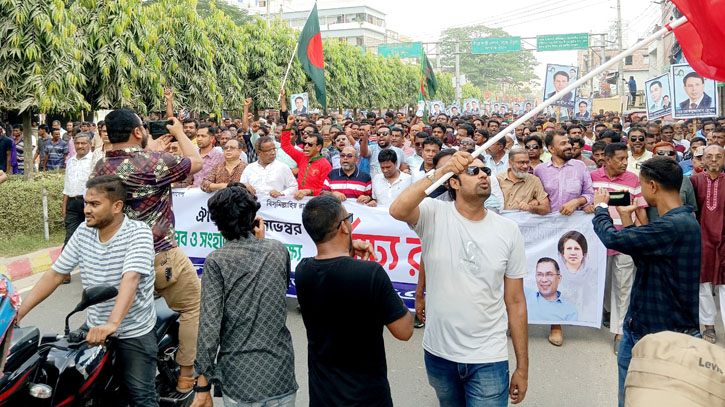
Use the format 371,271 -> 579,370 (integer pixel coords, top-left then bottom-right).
390,151 -> 529,406
431,123 -> 447,144
626,127 -> 652,175
360,124 -> 406,178
497,148 -> 550,214
182,118 -> 198,145
647,142 -> 697,222
680,137 -> 706,176
691,145 -> 725,345
591,141 -> 608,169
534,130 -> 593,346
192,124 -> 224,187
412,136 -> 442,184
570,138 -> 597,171
321,146 -> 372,204
588,143 -> 648,354
93,109 -> 202,393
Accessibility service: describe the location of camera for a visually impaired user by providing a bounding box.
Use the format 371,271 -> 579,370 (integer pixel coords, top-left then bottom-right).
149,120 -> 174,139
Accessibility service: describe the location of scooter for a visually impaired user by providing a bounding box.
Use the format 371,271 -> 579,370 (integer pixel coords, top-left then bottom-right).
0,285 -> 194,406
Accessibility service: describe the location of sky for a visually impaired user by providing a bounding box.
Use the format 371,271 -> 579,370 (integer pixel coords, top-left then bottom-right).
250,0 -> 662,85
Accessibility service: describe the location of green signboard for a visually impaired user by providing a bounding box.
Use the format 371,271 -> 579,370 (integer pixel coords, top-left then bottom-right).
471,37 -> 521,54
536,33 -> 589,51
378,42 -> 423,58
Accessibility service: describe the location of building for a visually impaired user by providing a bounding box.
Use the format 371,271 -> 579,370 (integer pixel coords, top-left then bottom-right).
577,46 -> 650,98
228,0 -> 404,48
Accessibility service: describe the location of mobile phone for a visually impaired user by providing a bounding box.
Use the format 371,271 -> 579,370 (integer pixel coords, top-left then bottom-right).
608,191 -> 631,206
149,120 -> 174,139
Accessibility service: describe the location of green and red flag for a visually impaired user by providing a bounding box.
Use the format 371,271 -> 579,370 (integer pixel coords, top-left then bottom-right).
420,50 -> 438,99
297,3 -> 327,109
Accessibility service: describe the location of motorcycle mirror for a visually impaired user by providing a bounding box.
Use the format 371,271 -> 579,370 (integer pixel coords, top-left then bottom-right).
65,286 -> 118,336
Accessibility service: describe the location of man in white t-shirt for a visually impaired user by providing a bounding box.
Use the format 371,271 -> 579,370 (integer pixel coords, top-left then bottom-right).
390,151 -> 529,406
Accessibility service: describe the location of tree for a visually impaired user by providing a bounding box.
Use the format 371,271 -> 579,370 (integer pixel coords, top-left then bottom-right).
0,0 -> 90,179
440,25 -> 538,95
79,0 -> 163,113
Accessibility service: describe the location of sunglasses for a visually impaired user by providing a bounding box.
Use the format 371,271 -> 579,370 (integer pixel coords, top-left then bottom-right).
337,213 -> 354,229
465,166 -> 491,176
340,153 -> 355,159
304,141 -> 317,147
415,142 -> 425,147
655,150 -> 676,157
377,132 -> 390,136
525,145 -> 540,150
631,136 -> 646,142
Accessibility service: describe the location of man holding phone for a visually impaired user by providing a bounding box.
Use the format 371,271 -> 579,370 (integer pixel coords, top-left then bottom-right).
587,142 -> 648,354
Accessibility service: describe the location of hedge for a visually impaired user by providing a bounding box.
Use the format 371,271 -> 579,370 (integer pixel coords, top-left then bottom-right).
0,172 -> 65,239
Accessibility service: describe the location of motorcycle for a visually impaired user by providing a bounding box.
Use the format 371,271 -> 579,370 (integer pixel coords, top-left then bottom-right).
0,285 -> 194,406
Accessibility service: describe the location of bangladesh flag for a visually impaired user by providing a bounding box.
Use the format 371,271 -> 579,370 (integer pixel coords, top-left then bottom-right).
421,50 -> 438,99
297,3 -> 326,109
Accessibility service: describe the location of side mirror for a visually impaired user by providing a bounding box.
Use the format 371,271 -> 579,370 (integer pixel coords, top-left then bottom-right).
64,286 -> 118,336
76,286 -> 118,312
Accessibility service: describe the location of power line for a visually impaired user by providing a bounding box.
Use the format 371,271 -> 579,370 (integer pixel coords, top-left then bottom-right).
491,0 -> 612,30
485,0 -> 606,28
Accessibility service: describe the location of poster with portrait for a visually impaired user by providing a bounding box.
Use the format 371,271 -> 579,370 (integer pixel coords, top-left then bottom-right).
512,102 -> 523,115
671,63 -> 718,119
543,64 -> 578,109
523,100 -> 534,113
429,100 -> 445,117
516,211 -> 607,327
290,92 -> 309,115
496,103 -> 509,116
463,98 -> 481,115
447,102 -> 460,117
573,98 -> 592,120
645,73 -> 673,120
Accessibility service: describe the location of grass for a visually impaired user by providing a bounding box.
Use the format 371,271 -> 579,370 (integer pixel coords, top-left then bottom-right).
0,230 -> 65,258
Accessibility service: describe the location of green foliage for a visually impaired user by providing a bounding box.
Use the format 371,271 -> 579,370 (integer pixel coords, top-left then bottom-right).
440,25 -> 538,97
0,172 -> 65,239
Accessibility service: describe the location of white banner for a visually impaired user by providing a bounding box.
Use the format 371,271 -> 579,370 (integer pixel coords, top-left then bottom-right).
172,189 -> 606,328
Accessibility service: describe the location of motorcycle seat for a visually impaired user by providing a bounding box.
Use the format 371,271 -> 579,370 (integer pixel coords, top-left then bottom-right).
154,297 -> 179,343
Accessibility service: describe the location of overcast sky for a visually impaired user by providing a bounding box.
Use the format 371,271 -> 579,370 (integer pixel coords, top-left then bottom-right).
264,0 -> 663,84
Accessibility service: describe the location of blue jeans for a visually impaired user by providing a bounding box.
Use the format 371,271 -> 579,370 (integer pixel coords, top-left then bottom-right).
223,391 -> 296,407
115,330 -> 159,407
424,351 -> 509,407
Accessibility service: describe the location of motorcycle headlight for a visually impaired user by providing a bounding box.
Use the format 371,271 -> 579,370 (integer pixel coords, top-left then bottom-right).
29,383 -> 52,399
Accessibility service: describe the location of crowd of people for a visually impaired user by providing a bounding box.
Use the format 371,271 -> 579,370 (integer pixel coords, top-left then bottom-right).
4,84 -> 725,406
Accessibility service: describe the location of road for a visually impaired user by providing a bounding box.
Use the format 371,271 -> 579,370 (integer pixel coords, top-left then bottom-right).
15,272 -> 723,406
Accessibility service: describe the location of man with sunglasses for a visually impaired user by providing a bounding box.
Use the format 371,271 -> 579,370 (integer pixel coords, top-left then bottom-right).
645,142 -> 696,223
626,127 -> 653,175
321,146 -> 372,204
296,196 -> 413,407
405,132 -> 428,171
281,115 -> 332,201
360,124 -> 406,179
390,151 -> 529,406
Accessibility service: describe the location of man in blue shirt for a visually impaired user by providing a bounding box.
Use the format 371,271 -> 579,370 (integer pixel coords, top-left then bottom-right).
592,157 -> 701,407
525,258 -> 578,321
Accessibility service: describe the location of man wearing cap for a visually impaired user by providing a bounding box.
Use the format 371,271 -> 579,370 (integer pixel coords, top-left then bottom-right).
592,157 -> 701,407
682,144 -> 707,177
646,142 -> 697,223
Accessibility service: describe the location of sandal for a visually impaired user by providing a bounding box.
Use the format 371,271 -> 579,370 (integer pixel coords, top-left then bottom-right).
703,328 -> 717,344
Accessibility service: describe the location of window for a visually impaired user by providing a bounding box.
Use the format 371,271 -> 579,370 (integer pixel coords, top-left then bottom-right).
625,56 -> 633,65
642,55 -> 649,65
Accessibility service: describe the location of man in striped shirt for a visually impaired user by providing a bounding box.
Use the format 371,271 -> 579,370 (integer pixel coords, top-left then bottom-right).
17,175 -> 159,406
321,146 -> 372,203
588,142 -> 648,355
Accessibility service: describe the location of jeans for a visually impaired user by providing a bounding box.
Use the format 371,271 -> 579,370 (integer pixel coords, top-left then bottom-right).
115,330 -> 159,407
223,391 -> 296,407
424,351 -> 509,407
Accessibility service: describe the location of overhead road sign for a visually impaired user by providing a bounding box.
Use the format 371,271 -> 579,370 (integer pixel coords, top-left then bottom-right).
536,33 -> 589,51
471,37 -> 521,54
378,42 -> 423,58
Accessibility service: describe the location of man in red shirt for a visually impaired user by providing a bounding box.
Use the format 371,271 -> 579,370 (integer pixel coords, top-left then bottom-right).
282,115 -> 332,200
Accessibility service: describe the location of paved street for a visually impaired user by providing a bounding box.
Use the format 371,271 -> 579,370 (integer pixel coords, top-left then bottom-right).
16,273 -> 723,406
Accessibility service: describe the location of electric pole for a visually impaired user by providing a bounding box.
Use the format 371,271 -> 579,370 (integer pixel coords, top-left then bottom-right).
616,0 -> 624,96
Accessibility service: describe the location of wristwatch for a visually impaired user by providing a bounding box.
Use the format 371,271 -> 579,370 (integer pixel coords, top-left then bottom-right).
193,379 -> 212,393
595,202 -> 609,210
426,169 -> 437,183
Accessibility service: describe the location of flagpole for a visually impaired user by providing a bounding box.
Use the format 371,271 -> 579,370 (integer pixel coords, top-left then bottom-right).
425,15 -> 688,195
278,42 -> 299,102
277,2 -> 317,102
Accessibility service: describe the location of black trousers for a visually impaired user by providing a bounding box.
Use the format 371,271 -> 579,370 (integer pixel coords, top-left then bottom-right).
64,196 -> 85,248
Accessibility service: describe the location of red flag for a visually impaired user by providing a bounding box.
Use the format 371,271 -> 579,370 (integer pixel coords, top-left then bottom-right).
670,0 -> 725,81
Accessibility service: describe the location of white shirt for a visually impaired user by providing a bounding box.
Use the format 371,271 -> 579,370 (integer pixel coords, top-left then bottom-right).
413,199 -> 526,363
63,153 -> 93,197
484,153 -> 510,177
372,172 -> 411,207
214,146 -> 248,163
240,159 -> 298,196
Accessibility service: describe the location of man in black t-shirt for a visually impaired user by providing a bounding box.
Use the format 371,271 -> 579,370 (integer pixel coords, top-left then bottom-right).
297,195 -> 413,407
